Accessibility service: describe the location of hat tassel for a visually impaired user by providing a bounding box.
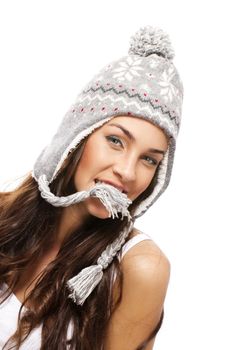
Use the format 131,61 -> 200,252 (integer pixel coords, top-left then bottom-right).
38,174 -> 132,222
67,264 -> 103,306
67,220 -> 134,306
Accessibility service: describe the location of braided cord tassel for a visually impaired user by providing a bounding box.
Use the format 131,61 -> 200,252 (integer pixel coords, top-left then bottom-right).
89,183 -> 132,222
67,220 -> 134,306
38,174 -> 134,305
38,174 -> 132,221
38,174 -> 89,207
67,265 -> 104,306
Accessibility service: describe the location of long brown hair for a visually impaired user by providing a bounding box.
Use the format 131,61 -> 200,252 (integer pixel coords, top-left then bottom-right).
0,137 -> 163,350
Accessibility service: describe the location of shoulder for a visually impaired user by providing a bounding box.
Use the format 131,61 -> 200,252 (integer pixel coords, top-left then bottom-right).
121,227 -> 171,316
106,229 -> 170,348
122,227 -> 171,279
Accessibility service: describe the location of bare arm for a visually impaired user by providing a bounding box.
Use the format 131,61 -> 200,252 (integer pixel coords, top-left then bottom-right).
104,242 -> 170,350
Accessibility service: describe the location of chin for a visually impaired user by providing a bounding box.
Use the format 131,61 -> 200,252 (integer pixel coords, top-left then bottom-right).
85,197 -> 111,219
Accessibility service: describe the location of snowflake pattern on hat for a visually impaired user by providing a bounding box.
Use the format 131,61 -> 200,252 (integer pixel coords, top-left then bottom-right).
158,66 -> 180,103
112,56 -> 144,82
32,25 -> 184,307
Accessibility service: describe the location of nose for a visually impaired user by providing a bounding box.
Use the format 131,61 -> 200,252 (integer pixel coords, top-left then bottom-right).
112,155 -> 137,183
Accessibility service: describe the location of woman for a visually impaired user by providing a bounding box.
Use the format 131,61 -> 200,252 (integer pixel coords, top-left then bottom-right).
0,25 -> 184,349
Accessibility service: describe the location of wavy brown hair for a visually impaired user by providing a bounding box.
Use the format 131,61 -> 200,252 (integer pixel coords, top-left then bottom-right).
0,137 -> 163,350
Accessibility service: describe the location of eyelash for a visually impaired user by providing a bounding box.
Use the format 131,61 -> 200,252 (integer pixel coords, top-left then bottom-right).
106,135 -> 158,166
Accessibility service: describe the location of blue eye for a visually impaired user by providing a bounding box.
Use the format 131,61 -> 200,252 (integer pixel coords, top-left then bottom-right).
106,135 -> 123,146
144,156 -> 158,166
106,135 -> 158,167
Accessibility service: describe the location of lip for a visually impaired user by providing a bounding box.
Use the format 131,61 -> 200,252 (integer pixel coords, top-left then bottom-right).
95,178 -> 128,194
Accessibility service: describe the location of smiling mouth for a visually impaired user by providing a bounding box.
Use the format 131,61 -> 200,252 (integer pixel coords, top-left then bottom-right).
94,179 -> 126,194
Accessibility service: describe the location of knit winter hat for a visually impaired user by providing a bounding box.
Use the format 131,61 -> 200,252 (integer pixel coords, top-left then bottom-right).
31,25 -> 184,306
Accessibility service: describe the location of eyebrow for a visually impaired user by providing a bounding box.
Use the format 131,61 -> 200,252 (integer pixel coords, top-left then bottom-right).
107,123 -> 166,155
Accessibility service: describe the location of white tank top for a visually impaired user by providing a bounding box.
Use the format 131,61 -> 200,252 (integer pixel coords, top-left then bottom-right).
0,231 -> 152,349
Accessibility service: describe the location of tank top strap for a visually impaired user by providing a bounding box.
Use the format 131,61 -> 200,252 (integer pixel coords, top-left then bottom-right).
112,231 -> 153,285
117,230 -> 153,262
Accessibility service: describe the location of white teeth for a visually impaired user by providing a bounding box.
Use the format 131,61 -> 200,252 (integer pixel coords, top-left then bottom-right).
95,179 -> 123,192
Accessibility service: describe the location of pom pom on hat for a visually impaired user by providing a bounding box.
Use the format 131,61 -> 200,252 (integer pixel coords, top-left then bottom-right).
128,25 -> 175,60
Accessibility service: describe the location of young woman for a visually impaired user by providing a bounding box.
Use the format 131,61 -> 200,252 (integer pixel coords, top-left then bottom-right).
0,25 -> 184,349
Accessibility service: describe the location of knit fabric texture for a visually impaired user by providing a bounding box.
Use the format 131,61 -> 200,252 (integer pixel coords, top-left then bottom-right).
32,25 -> 184,219
30,25 -> 184,306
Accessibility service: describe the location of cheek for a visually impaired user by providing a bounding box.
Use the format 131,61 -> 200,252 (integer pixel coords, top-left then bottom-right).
80,139 -> 109,169
132,173 -> 155,200
135,182 -> 149,197
73,136 -> 109,186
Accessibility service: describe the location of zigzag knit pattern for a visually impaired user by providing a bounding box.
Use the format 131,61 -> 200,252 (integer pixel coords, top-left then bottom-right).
82,85 -> 179,127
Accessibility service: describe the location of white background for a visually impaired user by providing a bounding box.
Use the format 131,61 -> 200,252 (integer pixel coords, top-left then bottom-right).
0,1 -> 232,349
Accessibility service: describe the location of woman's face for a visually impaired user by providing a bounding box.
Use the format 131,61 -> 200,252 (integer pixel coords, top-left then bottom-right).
73,115 -> 168,219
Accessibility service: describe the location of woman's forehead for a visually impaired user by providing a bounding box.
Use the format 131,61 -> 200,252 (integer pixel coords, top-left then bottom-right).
101,115 -> 152,131
107,115 -> 167,136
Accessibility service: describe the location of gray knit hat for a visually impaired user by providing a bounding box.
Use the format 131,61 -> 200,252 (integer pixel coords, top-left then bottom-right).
31,25 -> 184,306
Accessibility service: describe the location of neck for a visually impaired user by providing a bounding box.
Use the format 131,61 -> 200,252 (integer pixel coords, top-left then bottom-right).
55,204 -> 90,247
